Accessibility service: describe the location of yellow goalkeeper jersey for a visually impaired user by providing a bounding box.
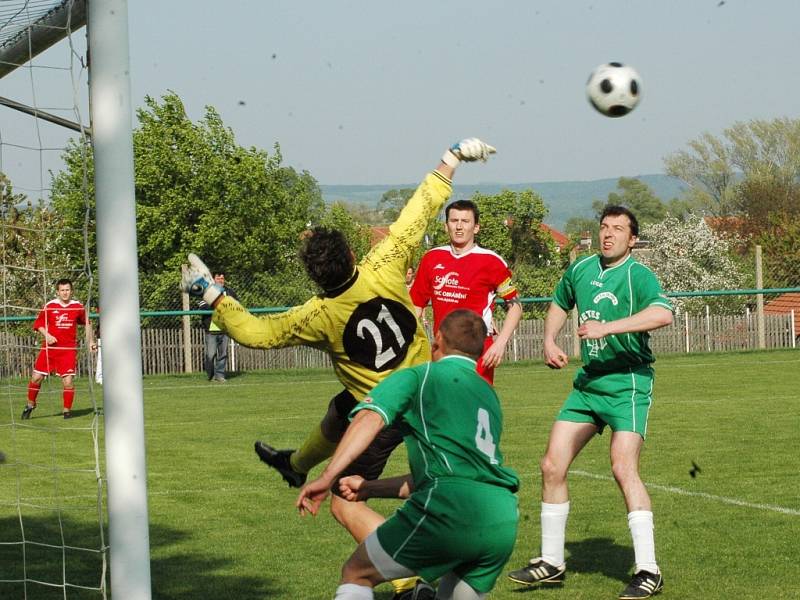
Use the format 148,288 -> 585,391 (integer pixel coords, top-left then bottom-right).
213,170 -> 452,400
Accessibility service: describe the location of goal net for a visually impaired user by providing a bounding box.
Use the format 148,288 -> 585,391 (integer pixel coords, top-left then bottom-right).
0,1 -> 108,597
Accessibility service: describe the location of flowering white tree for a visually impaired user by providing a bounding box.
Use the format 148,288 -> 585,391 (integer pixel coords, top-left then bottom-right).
638,215 -> 748,314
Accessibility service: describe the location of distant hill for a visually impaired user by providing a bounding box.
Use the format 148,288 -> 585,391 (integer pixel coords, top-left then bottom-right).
320,174 -> 688,230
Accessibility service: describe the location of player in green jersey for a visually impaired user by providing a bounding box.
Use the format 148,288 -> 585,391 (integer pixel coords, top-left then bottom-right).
508,206 -> 673,600
296,310 -> 519,600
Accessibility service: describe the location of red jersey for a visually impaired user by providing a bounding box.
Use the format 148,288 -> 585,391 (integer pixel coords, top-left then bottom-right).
409,245 -> 518,334
33,298 -> 87,349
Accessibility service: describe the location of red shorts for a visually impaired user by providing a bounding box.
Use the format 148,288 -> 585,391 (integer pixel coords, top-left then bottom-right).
476,336 -> 495,385
33,347 -> 77,377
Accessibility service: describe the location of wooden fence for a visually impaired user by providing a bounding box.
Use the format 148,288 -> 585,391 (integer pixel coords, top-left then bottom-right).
1,311 -> 795,379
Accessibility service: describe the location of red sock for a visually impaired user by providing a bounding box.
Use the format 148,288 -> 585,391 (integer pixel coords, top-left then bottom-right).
63,388 -> 75,411
27,381 -> 41,406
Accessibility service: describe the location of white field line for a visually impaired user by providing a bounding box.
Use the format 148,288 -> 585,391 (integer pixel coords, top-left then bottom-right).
570,469 -> 800,516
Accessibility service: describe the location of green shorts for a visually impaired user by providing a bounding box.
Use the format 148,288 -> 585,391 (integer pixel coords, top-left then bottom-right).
366,478 -> 518,593
556,365 -> 655,438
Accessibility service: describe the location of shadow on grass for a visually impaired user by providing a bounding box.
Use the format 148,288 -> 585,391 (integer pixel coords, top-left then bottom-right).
0,514 -> 278,599
508,537 -> 632,596
565,537 -> 632,582
19,406 -> 96,420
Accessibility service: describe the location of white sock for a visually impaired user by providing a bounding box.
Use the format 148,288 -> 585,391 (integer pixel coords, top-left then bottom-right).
334,583 -> 373,600
540,501 -> 569,567
628,510 -> 659,574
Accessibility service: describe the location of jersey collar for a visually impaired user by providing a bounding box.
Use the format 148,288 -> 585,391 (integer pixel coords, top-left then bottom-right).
599,252 -> 634,273
324,269 -> 359,298
439,354 -> 478,367
448,243 -> 480,258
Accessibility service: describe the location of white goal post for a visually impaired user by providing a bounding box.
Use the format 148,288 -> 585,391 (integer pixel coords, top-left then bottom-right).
0,1 -> 152,598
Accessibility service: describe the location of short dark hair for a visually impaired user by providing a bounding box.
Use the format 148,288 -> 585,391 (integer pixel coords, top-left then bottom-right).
600,205 -> 639,237
445,199 -> 480,224
299,227 -> 354,292
439,309 -> 487,359
55,278 -> 72,289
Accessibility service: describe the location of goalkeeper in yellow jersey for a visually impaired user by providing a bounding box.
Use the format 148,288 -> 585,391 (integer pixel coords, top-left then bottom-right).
182,138 -> 495,599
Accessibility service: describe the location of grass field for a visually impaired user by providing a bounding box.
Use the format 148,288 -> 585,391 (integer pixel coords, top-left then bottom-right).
2,349 -> 799,599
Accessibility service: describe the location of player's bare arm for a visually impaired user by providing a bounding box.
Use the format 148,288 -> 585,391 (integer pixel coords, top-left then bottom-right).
543,302 -> 570,369
482,300 -> 523,368
296,410 -> 385,516
38,326 -> 57,346
577,305 -> 673,340
338,474 -> 414,502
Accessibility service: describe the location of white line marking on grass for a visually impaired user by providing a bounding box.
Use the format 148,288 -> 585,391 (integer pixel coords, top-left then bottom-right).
571,469 -> 800,516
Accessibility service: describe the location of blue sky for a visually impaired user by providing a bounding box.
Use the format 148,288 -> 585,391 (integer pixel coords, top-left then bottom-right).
1,0 -> 798,193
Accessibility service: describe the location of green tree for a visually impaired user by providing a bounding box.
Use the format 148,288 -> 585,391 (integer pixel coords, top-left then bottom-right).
755,213 -> 800,288
377,188 -> 414,223
663,131 -> 737,216
318,201 -> 372,261
733,174 -> 800,238
469,189 -> 563,310
592,177 -> 668,226
1,173 -> 85,331
564,216 -> 599,249
50,92 -> 324,312
665,195 -> 705,220
338,201 -> 384,225
664,117 -> 800,221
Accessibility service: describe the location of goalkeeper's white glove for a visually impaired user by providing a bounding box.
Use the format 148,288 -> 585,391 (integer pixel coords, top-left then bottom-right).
180,253 -> 224,305
441,138 -> 497,167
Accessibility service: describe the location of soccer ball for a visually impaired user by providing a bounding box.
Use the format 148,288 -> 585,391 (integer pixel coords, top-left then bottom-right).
586,62 -> 641,117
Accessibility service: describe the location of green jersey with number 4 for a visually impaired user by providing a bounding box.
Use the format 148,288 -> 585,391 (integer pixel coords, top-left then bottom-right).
552,254 -> 673,373
352,354 -> 519,493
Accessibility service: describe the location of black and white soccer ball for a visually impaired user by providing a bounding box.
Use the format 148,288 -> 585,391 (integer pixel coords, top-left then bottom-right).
586,62 -> 641,117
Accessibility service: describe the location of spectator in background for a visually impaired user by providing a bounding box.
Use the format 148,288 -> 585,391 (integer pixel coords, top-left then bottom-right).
199,271 -> 237,383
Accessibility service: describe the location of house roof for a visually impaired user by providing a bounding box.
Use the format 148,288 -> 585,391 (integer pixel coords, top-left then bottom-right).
540,223 -> 569,248
370,226 -> 390,246
764,292 -> 800,336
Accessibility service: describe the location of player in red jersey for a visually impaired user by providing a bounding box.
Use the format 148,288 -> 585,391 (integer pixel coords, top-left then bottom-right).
409,199 -> 522,384
22,279 -> 96,420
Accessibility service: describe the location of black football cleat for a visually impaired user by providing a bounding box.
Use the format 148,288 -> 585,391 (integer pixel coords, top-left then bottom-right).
619,570 -> 663,599
508,558 -> 566,586
254,441 -> 307,488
